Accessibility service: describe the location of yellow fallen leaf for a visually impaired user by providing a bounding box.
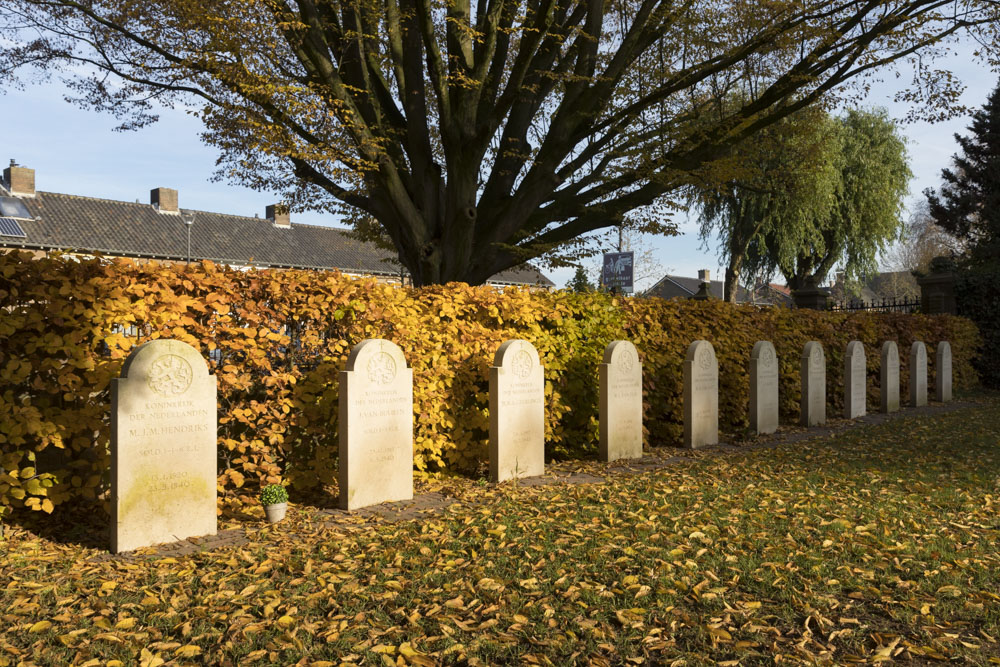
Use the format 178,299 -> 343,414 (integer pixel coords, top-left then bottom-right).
139,648 -> 165,667
399,642 -> 425,658
28,620 -> 52,633
174,644 -> 202,657
277,615 -> 295,629
116,617 -> 137,630
937,585 -> 962,598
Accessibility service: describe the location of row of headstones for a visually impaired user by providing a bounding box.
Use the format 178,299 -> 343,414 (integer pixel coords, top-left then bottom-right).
108,337 -> 951,552
738,339 -> 950,440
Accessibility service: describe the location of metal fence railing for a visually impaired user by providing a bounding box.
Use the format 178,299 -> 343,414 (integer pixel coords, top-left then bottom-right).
829,296 -> 921,314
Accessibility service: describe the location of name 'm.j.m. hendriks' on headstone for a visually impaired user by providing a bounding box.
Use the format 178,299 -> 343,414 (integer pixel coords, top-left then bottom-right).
339,339 -> 414,511
111,339 -> 217,553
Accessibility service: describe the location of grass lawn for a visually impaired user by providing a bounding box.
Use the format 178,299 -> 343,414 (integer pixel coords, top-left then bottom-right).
3,396 -> 1000,666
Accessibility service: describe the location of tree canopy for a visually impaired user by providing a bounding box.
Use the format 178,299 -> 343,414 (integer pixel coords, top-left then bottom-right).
693,107 -> 911,299
2,0 -> 996,285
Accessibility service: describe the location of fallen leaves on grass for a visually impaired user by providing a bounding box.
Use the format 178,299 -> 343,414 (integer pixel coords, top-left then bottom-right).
2,399 -> 1000,664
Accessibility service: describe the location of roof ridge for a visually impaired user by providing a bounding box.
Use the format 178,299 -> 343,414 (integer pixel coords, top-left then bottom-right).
36,190 -> 355,232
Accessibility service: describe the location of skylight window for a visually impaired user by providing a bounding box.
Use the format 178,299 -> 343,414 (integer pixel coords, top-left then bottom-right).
0,196 -> 32,219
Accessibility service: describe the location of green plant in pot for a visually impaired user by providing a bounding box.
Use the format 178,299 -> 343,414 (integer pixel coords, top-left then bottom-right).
260,484 -> 289,523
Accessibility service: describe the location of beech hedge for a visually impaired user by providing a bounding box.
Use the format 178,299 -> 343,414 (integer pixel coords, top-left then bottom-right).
0,252 -> 979,518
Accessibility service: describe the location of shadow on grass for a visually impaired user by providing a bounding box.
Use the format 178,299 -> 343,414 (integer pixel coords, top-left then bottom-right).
6,499 -> 109,551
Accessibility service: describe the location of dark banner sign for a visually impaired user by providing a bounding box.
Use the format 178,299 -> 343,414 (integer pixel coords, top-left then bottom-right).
601,251 -> 634,292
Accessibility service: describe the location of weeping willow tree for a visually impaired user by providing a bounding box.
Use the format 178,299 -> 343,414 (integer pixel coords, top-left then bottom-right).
1,0 -> 993,284
693,107 -> 911,299
690,105 -> 842,301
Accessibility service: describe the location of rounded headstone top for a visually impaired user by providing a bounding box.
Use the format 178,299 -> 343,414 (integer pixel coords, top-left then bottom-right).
346,339 -> 408,384
751,340 -> 777,368
685,340 -> 716,369
120,339 -> 210,391
603,340 -> 640,370
882,340 -> 899,359
937,341 -> 951,355
494,339 -> 540,374
802,341 -> 824,367
911,340 -> 927,360
846,340 -> 865,364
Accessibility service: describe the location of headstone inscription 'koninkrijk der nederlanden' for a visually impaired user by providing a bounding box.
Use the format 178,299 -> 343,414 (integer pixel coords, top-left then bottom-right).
844,341 -> 866,419
880,341 -> 900,413
910,341 -> 928,407
111,339 -> 217,553
936,341 -> 952,402
750,341 -> 779,435
600,340 -> 643,462
800,342 -> 826,426
339,339 -> 413,511
684,340 -> 719,449
490,340 -> 545,482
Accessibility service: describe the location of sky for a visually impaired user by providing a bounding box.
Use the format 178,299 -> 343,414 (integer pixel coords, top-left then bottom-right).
1,39 -> 995,291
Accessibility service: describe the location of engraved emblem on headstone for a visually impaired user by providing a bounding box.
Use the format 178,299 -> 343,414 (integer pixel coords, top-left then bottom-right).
366,351 -> 398,385
512,350 -> 533,379
618,349 -> 635,373
761,346 -> 775,367
697,344 -> 714,371
146,354 -> 193,397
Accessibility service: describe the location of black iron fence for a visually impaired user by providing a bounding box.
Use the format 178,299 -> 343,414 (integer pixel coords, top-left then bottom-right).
829,296 -> 921,314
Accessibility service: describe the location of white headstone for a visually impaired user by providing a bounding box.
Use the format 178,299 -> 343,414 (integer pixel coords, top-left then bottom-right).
910,341 -> 927,407
490,340 -> 545,482
750,341 -> 779,435
600,340 -> 643,462
800,341 -> 826,426
936,341 -> 952,402
339,339 -> 414,510
684,340 -> 719,449
880,341 -> 900,413
843,341 -> 866,419
111,339 -> 217,553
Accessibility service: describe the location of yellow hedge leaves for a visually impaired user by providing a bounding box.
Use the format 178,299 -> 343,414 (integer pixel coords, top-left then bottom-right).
0,252 -> 980,518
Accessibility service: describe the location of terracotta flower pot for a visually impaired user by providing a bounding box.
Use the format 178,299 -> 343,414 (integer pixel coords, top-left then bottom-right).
264,502 -> 287,523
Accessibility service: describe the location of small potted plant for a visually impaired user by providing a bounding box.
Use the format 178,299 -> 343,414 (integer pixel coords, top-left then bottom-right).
260,484 -> 289,523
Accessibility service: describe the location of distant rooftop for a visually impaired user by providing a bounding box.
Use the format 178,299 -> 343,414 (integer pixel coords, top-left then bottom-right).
0,162 -> 553,288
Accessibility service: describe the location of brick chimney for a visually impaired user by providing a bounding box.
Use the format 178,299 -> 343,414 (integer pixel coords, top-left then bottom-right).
4,160 -> 35,197
697,269 -> 710,283
267,204 -> 291,228
150,187 -> 179,213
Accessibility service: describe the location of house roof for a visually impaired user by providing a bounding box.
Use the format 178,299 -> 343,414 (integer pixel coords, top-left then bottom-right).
643,273 -> 752,301
0,190 -> 554,287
